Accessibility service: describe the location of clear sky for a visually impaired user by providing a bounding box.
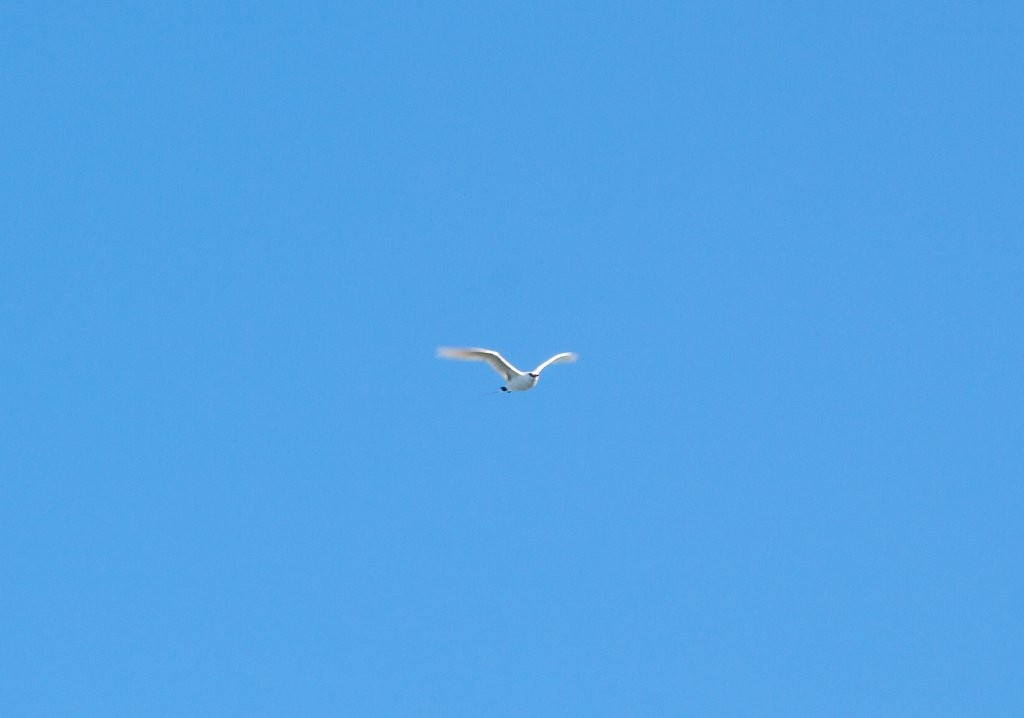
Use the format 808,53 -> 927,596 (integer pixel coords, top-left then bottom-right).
2,2 -> 1022,715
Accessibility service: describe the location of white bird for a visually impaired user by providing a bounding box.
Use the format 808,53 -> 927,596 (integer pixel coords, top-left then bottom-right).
437,347 -> 578,392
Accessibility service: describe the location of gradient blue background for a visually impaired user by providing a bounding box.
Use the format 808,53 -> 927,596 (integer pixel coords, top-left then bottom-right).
2,2 -> 1022,715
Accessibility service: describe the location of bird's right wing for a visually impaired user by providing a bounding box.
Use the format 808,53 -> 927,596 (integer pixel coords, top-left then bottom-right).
437,347 -> 521,380
532,352 -> 578,374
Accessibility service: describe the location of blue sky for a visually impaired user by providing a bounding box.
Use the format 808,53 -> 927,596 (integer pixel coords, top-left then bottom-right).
2,2 -> 1022,715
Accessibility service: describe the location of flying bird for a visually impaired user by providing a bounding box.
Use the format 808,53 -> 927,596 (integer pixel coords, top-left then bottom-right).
437,347 -> 578,392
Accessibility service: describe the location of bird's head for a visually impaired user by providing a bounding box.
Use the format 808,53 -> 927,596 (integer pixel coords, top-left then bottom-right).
528,373 -> 539,378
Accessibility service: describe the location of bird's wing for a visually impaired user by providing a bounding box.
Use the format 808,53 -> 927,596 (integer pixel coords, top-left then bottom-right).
531,352 -> 578,374
437,347 -> 522,380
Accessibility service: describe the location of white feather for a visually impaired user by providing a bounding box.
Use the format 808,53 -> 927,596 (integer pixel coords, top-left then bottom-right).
437,347 -> 578,392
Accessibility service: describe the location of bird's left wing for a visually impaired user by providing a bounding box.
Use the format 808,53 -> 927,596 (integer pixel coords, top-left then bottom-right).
532,352 -> 578,374
437,347 -> 521,380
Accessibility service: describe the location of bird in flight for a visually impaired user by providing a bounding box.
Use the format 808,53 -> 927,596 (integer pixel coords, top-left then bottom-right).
437,347 -> 578,392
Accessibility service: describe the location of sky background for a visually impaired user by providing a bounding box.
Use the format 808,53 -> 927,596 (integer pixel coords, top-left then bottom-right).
2,2 -> 1022,715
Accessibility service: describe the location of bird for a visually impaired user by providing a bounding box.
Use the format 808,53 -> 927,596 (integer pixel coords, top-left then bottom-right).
437,347 -> 578,392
